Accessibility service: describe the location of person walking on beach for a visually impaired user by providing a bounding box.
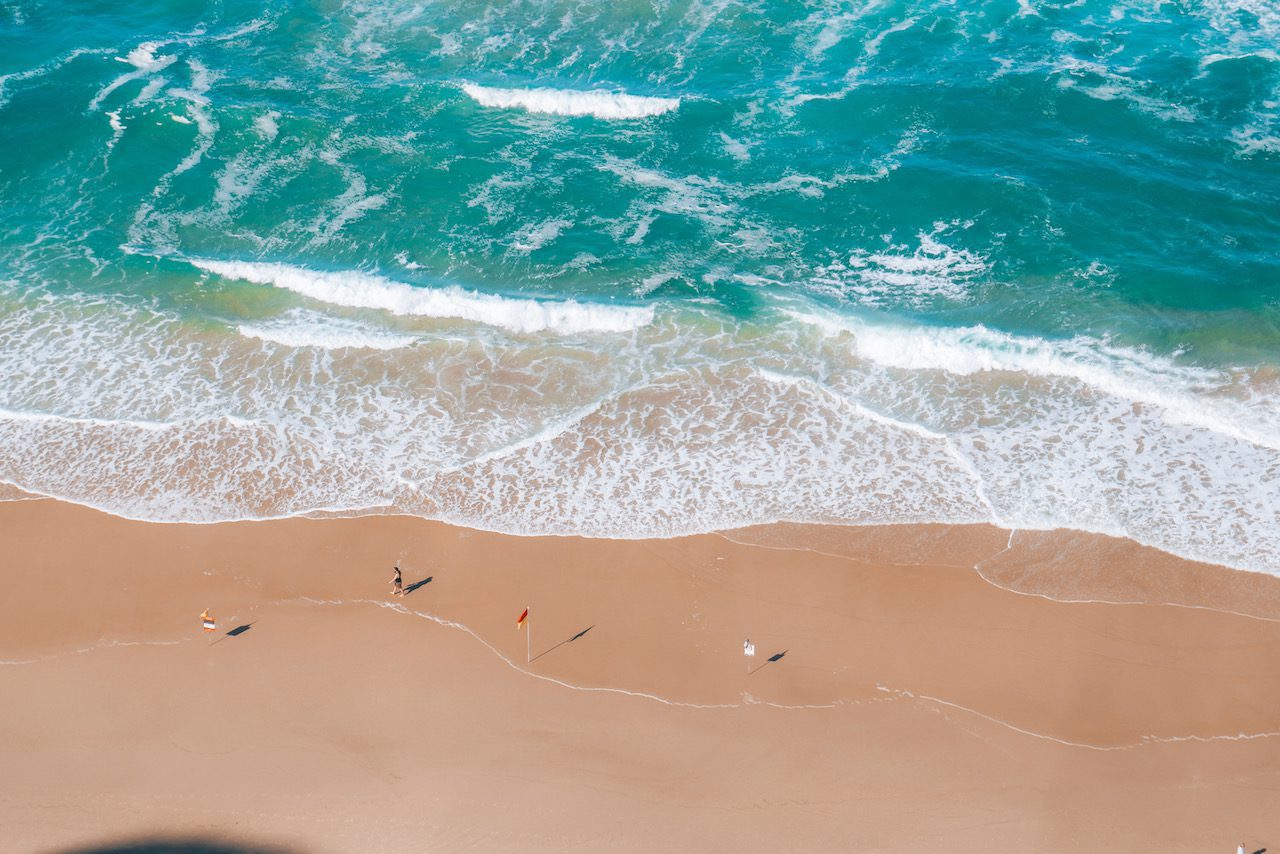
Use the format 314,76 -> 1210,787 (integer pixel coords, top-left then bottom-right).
390,564 -> 403,597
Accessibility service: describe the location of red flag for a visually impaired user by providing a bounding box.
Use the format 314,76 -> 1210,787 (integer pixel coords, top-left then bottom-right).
516,607 -> 528,629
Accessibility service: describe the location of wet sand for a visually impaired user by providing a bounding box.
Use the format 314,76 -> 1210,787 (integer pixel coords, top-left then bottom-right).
2,497 -> 1278,852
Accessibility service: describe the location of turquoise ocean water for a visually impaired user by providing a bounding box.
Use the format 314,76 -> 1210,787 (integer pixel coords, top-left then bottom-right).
1,0 -> 1278,571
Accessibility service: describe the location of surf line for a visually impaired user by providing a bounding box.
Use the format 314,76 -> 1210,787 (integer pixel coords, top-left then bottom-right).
291,597 -> 1280,743
0,637 -> 188,667
878,684 -> 1280,752
296,596 -> 852,711
970,531 -> 1280,625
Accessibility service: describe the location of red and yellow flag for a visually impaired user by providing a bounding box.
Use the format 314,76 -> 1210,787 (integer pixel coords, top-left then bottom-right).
516,607 -> 528,629
201,609 -> 216,632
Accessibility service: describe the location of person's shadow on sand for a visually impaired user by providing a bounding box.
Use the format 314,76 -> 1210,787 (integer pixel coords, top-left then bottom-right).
55,836 -> 297,853
404,576 -> 433,595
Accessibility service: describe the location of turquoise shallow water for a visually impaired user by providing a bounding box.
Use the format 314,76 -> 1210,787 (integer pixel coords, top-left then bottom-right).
1,0 -> 1279,571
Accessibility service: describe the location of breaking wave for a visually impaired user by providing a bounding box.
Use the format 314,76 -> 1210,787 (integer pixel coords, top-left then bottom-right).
190,259 -> 655,335
1,285 -> 1278,576
461,83 -> 680,119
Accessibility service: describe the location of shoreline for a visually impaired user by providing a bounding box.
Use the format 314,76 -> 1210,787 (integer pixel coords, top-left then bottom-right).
6,480 -> 1279,609
4,497 -> 1279,851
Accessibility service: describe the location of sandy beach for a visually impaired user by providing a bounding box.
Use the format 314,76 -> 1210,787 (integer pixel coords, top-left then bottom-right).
0,496 -> 1276,852
7,0 -> 1280,849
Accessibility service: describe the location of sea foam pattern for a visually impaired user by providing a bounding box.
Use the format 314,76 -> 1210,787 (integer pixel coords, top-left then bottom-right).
1,284 -> 1278,576
238,308 -> 419,351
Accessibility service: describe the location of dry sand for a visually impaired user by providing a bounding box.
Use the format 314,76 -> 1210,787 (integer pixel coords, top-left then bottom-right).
2,497 -> 1278,852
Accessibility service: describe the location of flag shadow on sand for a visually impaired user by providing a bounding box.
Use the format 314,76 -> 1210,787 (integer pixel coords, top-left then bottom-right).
750,650 -> 787,675
530,625 -> 594,662
209,623 -> 255,646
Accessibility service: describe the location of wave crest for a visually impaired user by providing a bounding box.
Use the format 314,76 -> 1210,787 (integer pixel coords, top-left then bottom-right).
461,83 -> 679,119
191,259 -> 654,335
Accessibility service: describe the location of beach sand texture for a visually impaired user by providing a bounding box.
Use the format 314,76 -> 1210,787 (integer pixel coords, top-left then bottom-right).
2,497 -> 1278,852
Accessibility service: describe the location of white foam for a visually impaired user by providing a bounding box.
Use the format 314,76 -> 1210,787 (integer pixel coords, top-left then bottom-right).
213,154 -> 274,212
719,133 -> 754,162
625,215 -> 656,246
782,307 -> 1280,453
0,405 -> 179,433
132,77 -> 167,105
599,158 -> 738,230
810,224 -> 986,307
461,83 -> 679,119
1199,49 -> 1280,69
89,43 -> 176,110
101,110 -> 127,161
169,58 -> 213,105
118,42 -> 172,73
634,271 -> 678,297
253,111 -> 280,140
1202,0 -> 1280,40
864,17 -> 919,58
308,170 -> 389,244
189,259 -> 654,335
756,367 -> 1000,517
1051,55 -> 1197,122
237,309 -> 418,350
511,218 -> 572,253
1231,124 -> 1280,156
746,125 -> 926,197
436,398 -> 611,474
756,368 -> 949,443
170,101 -> 215,176
2,283 -> 1278,575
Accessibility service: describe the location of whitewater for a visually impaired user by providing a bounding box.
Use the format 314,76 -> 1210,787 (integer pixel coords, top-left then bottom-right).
460,83 -> 680,120
1,0 -> 1278,575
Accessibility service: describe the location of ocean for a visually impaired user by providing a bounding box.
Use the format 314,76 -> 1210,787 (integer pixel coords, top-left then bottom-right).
1,0 -> 1278,573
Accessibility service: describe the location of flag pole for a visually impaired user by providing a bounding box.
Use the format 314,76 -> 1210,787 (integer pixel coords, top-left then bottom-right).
516,606 -> 531,662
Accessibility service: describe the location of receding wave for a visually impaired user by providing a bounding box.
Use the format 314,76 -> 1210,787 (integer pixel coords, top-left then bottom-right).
191,259 -> 655,335
782,308 -> 1280,452
238,309 -> 418,351
2,287 -> 1278,576
460,83 -> 679,119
